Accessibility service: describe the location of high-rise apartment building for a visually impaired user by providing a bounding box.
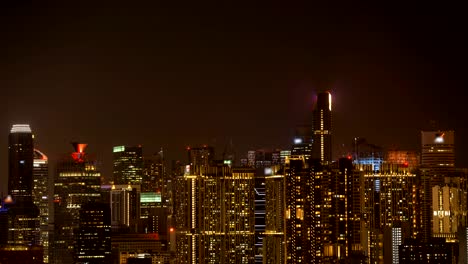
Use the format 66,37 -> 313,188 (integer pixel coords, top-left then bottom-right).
52,143 -> 101,264
113,145 -> 144,185
284,155 -> 316,263
175,163 -> 255,263
264,167 -> 285,263
312,91 -> 332,164
319,158 -> 365,263
362,163 -> 417,262
33,149 -> 49,263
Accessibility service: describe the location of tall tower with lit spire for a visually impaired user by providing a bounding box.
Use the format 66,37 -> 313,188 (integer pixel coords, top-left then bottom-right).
5,124 -> 40,246
9,124 -> 35,202
312,91 -> 332,164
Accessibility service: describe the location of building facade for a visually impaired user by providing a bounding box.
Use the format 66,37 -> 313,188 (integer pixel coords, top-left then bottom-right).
175,164 -> 255,263
33,149 -> 49,263
312,91 -> 332,165
113,145 -> 144,185
52,143 -> 102,264
6,124 -> 40,246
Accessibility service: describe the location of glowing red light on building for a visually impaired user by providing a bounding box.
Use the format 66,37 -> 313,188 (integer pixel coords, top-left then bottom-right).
170,227 -> 174,232
71,142 -> 88,163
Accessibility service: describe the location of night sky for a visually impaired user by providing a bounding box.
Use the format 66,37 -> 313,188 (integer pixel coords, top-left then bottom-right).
1,3 -> 467,194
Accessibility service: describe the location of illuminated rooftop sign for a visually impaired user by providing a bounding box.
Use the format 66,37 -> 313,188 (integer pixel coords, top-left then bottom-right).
113,146 -> 125,152
10,124 -> 32,133
140,192 -> 162,203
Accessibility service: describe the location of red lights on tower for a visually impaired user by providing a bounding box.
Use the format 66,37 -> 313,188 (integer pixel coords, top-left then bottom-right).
71,142 -> 88,163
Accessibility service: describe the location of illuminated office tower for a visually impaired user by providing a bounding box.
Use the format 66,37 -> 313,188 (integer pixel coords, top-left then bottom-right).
75,202 -> 111,264
361,163 -> 416,263
420,131 -> 462,242
421,131 -> 455,169
9,124 -> 35,200
108,185 -> 140,232
33,149 -> 49,263
6,124 -> 40,246
140,191 -> 167,235
113,145 -> 143,185
312,91 -> 332,165
421,131 -> 455,186
175,164 -> 255,263
284,155 -> 316,263
264,166 -> 285,263
52,143 -> 101,264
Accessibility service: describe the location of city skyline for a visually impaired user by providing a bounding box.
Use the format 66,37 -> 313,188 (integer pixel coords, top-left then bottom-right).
1,3 -> 467,194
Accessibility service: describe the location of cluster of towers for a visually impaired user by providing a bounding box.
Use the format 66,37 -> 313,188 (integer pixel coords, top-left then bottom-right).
174,91 -> 467,263
1,91 -> 467,263
0,125 -> 173,263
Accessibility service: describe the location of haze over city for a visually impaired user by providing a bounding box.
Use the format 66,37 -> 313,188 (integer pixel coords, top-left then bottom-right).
2,3 -> 467,194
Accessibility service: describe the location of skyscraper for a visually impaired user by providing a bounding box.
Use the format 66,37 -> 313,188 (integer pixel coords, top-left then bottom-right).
143,150 -> 165,193
421,131 -> 455,184
113,145 -> 144,185
6,124 -> 40,246
9,124 -> 35,201
33,149 -> 50,263
284,155 -> 315,263
53,143 -> 101,264
361,163 -> 417,262
264,167 -> 286,263
312,91 -> 332,164
74,202 -> 111,264
421,131 -> 455,169
420,131 -> 463,242
175,163 -> 255,263
108,184 -> 140,232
